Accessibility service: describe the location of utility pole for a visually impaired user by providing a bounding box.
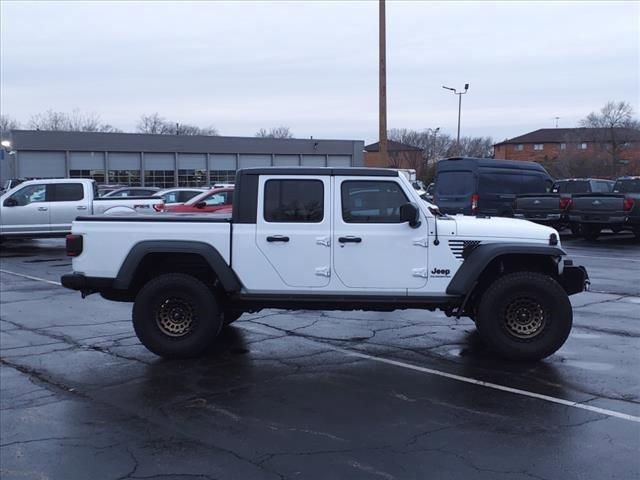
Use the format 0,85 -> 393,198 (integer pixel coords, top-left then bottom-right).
379,0 -> 388,166
442,83 -> 469,153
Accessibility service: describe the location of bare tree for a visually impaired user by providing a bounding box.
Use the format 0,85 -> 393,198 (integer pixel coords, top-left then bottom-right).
137,113 -> 171,134
255,126 -> 294,139
28,109 -> 121,132
579,101 -> 639,175
0,114 -> 20,133
137,113 -> 218,136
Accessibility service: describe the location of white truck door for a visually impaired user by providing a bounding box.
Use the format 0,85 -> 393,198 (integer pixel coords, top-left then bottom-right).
0,183 -> 50,234
49,182 -> 89,233
255,175 -> 331,288
333,177 -> 428,290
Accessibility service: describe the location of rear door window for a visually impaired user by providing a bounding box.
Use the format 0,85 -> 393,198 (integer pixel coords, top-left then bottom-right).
264,180 -> 324,223
436,172 -> 473,195
50,183 -> 84,202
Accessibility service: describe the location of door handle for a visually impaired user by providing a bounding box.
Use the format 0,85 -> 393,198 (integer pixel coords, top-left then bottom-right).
338,236 -> 362,243
37,207 -> 48,211
77,206 -> 88,210
266,235 -> 290,243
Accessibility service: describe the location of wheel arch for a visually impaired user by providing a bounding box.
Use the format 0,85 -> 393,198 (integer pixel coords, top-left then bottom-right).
113,240 -> 242,295
447,243 -> 565,297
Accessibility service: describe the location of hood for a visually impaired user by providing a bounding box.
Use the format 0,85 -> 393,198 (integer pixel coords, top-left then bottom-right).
452,215 -> 558,242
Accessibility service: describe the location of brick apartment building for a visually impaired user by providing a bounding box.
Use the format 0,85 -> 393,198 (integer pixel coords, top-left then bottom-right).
493,128 -> 640,177
364,140 -> 423,171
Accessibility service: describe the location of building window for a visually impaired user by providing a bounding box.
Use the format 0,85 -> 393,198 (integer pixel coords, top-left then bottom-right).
514,144 -> 524,151
144,170 -> 175,188
108,170 -> 141,186
533,144 -> 544,151
579,142 -> 588,150
560,143 -> 567,150
210,170 -> 236,184
178,169 -> 207,187
70,169 -> 105,184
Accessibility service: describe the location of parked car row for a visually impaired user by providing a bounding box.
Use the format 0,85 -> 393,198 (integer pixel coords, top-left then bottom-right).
431,158 -> 638,241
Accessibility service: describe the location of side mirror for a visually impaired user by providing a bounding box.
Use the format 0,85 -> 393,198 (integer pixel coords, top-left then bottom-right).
3,197 -> 17,207
400,202 -> 421,228
195,201 -> 206,209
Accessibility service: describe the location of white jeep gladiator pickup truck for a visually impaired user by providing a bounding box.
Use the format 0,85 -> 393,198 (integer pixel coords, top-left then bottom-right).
0,178 -> 164,238
61,168 -> 589,361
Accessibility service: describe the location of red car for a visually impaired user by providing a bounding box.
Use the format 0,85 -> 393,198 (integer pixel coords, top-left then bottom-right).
166,187 -> 233,214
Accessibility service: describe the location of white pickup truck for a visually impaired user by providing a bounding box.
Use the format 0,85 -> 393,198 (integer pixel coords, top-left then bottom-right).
61,168 -> 588,361
0,178 -> 164,238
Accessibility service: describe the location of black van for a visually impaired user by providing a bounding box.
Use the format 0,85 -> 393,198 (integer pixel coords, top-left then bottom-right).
434,157 -> 553,216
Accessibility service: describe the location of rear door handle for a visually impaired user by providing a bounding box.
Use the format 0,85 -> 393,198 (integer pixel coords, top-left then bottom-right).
37,207 -> 48,211
77,206 -> 88,210
338,236 -> 362,243
267,235 -> 290,243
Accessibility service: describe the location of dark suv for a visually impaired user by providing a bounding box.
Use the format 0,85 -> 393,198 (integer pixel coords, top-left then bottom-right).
434,157 -> 552,216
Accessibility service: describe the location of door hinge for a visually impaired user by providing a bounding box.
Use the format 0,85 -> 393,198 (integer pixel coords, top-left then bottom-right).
315,266 -> 331,277
412,268 -> 429,278
316,236 -> 331,247
413,238 -> 429,248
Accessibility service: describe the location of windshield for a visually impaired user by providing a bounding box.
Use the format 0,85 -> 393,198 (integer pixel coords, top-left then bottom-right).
613,179 -> 640,193
436,171 -> 473,196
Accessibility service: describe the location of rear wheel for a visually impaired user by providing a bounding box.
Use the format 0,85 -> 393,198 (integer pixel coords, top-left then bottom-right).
476,272 -> 572,361
132,273 -> 222,358
582,225 -> 601,241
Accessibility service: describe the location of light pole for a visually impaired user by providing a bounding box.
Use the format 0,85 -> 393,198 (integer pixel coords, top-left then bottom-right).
442,83 -> 469,152
379,0 -> 388,165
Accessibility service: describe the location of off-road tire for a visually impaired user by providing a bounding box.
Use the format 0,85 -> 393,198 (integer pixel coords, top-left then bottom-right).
582,225 -> 601,241
476,271 -> 572,361
132,273 -> 222,358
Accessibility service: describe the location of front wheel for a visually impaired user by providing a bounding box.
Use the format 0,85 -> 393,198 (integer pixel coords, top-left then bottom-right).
132,273 -> 222,358
476,272 -> 572,361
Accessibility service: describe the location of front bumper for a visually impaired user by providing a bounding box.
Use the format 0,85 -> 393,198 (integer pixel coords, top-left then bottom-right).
559,264 -> 589,296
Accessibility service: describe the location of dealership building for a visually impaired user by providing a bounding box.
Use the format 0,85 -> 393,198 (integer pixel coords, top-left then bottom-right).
0,130 -> 364,187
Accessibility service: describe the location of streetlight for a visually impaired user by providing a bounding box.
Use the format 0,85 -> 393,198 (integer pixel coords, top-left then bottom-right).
442,83 -> 469,151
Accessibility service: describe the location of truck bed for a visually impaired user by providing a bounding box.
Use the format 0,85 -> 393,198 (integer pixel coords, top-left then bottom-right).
71,214 -> 232,279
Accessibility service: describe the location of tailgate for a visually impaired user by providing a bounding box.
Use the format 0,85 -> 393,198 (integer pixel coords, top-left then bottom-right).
572,194 -> 624,213
515,194 -> 559,213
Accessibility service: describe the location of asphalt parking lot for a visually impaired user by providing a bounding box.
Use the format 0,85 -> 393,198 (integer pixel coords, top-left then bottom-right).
1,232 -> 639,480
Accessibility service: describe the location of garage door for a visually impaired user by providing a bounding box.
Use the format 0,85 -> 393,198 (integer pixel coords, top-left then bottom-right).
19,152 -> 65,178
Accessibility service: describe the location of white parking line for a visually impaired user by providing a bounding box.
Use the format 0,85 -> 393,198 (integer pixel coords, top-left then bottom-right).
0,269 -> 63,286
566,254 -> 640,263
239,324 -> 640,423
3,267 -> 639,423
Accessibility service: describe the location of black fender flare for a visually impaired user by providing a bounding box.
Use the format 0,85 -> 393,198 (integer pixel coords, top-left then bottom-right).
446,243 -> 566,296
113,240 -> 242,293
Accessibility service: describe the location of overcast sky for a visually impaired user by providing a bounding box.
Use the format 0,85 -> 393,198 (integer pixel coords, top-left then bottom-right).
1,1 -> 638,143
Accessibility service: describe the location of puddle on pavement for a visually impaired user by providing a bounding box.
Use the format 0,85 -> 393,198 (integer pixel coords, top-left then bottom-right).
562,360 -> 614,371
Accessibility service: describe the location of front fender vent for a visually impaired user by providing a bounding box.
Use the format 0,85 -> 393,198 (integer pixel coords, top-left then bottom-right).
449,240 -> 481,261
